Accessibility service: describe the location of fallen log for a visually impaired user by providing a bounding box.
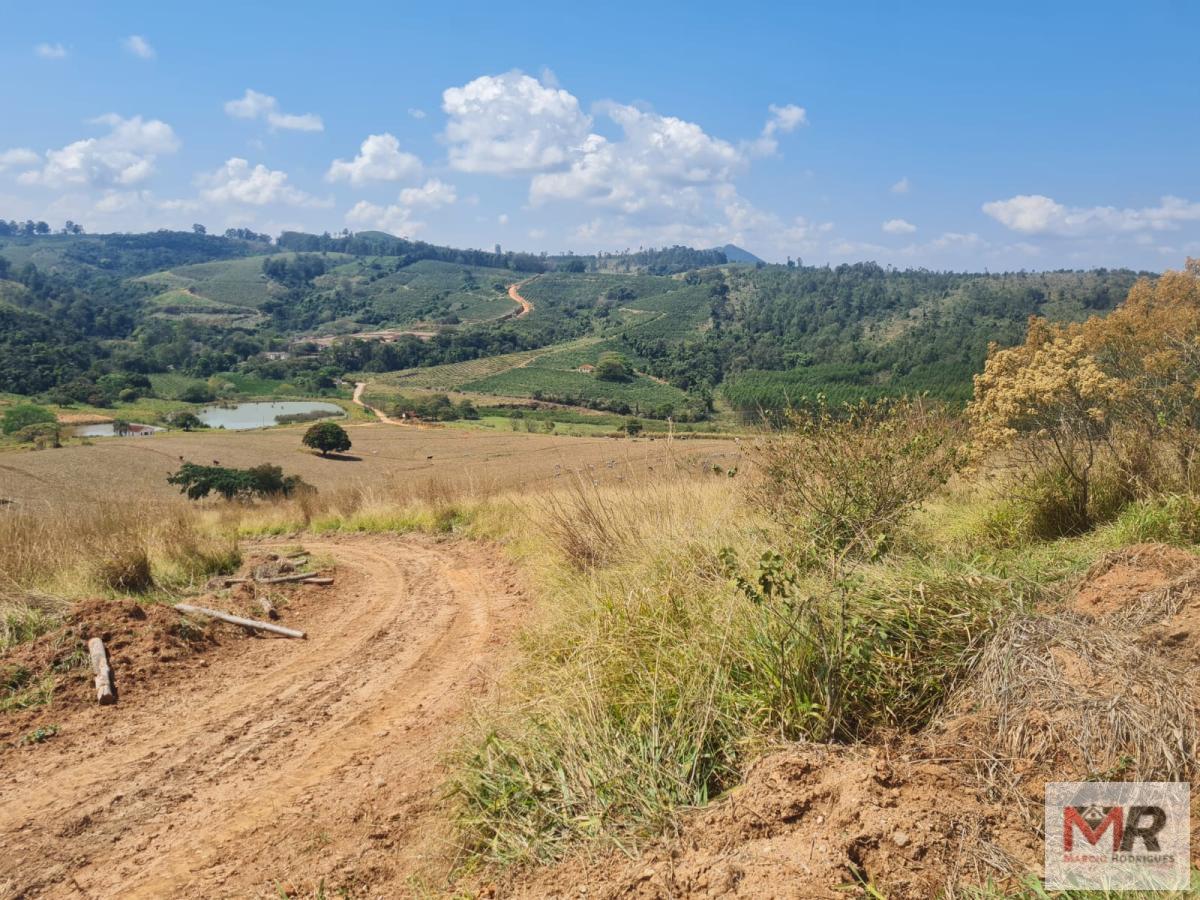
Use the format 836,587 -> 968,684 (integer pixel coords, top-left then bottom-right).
255,571 -> 330,585
256,596 -> 279,620
299,576 -> 334,586
174,604 -> 306,639
88,637 -> 116,705
221,577 -> 249,587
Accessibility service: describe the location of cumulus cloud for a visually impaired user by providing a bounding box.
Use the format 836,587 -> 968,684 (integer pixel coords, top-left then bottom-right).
398,178 -> 456,209
890,176 -> 911,194
345,199 -> 423,236
530,102 -> 743,215
982,193 -> 1200,236
882,218 -> 917,234
17,114 -> 179,188
342,177 -> 455,236
407,108 -> 426,120
442,70 -> 592,174
223,89 -> 324,132
123,35 -> 155,59
0,148 -> 40,172
35,42 -> 67,59
200,158 -> 325,207
326,133 -> 421,185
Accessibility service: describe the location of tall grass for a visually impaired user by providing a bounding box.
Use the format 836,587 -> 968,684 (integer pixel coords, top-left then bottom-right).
449,468 -> 1020,867
0,500 -> 239,649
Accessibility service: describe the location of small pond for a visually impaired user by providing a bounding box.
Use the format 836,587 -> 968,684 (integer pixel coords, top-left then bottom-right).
197,401 -> 345,430
74,423 -> 162,437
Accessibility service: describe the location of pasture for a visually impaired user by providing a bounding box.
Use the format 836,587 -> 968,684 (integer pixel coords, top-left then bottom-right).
0,423 -> 736,509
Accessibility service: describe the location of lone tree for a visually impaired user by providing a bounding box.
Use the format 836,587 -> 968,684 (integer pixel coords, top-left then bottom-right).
169,462 -> 310,501
303,421 -> 351,456
167,410 -> 204,431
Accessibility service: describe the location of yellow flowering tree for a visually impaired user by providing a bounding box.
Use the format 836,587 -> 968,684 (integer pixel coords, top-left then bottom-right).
969,260 -> 1200,526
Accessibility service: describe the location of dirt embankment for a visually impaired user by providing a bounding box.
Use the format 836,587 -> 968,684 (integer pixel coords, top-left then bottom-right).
509,543 -> 1200,899
0,535 -> 527,899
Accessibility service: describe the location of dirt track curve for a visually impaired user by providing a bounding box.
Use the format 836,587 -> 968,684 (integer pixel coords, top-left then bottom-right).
507,281 -> 533,318
0,535 -> 526,898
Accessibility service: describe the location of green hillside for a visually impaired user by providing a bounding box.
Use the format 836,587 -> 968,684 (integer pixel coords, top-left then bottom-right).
0,228 -> 1153,424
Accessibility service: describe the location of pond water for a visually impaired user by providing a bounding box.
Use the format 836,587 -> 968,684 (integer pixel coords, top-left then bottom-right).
74,423 -> 162,437
197,401 -> 344,430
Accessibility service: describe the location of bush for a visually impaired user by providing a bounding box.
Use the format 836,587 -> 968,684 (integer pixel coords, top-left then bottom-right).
750,397 -> 965,560
167,411 -> 204,431
2,403 -> 55,435
302,421 -> 351,456
94,546 -> 154,593
179,383 -> 216,403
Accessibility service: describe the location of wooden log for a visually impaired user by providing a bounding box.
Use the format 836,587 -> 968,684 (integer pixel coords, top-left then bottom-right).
256,595 -> 279,620
255,571 -> 328,585
299,576 -> 334,586
174,604 -> 306,639
222,577 -> 249,587
88,637 -> 116,705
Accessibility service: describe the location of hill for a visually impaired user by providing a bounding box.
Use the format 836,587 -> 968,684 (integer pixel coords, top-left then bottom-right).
0,228 -> 1150,422
718,243 -> 763,264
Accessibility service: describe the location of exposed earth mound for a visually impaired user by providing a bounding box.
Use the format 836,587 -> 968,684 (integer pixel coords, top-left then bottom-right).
507,543 -> 1200,898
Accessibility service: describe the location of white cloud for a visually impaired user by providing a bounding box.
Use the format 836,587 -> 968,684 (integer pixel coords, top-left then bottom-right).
407,108 -> 426,120
345,199 -> 423,236
35,42 -> 67,60
882,218 -> 917,235
326,133 -> 421,184
498,213 -> 509,225
200,158 -> 324,207
223,89 -> 324,132
751,103 -> 808,155
17,114 -> 180,188
224,89 -> 276,119
0,148 -> 40,172
442,70 -> 592,174
982,193 -> 1200,236
123,35 -> 155,59
398,178 -> 456,209
890,176 -> 911,194
530,102 -> 743,215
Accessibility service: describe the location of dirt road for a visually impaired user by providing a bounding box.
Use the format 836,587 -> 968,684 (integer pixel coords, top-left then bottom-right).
0,535 -> 526,898
507,281 -> 533,318
351,380 -> 408,425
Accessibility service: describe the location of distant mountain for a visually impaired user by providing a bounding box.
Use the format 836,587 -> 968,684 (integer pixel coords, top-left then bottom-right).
719,244 -> 764,265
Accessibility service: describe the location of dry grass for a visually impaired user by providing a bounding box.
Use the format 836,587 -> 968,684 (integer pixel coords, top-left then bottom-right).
0,500 -> 239,648
934,610 -> 1198,831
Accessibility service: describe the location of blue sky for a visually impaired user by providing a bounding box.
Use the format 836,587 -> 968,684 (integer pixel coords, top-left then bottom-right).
2,0 -> 1197,270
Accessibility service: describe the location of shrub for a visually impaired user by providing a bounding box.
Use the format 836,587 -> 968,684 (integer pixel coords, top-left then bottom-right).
179,383 -> 216,403
302,421 -> 351,456
167,411 -> 204,431
94,546 -> 154,593
750,397 -> 965,560
15,422 -> 61,448
2,403 -> 56,435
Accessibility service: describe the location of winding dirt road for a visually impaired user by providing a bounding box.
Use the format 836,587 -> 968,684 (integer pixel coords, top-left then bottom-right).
351,380 -> 407,425
0,535 -> 526,898
507,280 -> 533,319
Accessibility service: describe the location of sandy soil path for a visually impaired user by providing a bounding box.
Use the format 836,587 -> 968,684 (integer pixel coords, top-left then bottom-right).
352,380 -> 409,426
0,534 -> 526,899
507,281 -> 533,318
